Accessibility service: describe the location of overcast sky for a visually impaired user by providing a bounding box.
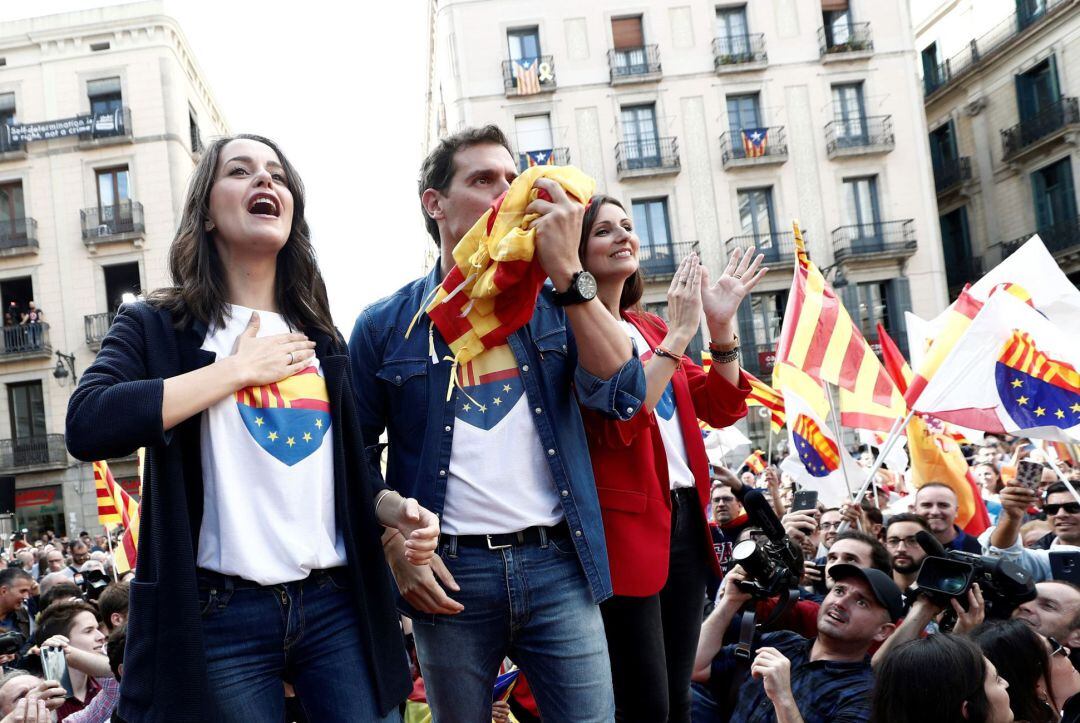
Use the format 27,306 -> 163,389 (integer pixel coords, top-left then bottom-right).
0,0 -> 431,329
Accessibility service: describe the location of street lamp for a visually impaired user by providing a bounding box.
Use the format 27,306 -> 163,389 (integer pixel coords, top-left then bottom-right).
53,351 -> 77,387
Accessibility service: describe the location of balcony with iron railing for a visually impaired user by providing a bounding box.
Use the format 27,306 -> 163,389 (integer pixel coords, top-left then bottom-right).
934,156 -> 973,196
719,126 -> 788,168
0,130 -> 26,159
501,55 -> 556,96
712,33 -> 767,72
825,116 -> 894,158
831,220 -> 916,262
1002,215 -> 1080,262
615,137 -> 680,179
818,22 -> 873,59
923,0 -> 1070,99
80,200 -> 145,248
0,434 -> 67,474
517,147 -> 570,171
725,231 -> 796,267
638,240 -> 699,279
1001,97 -> 1080,162
85,311 -> 117,351
608,44 -> 661,84
0,322 -> 51,361
78,106 -> 132,146
0,218 -> 38,257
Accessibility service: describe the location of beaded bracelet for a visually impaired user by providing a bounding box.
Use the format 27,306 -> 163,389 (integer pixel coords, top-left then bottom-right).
710,346 -> 740,364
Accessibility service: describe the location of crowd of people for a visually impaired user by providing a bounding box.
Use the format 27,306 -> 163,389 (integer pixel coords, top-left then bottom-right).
0,121 -> 1059,722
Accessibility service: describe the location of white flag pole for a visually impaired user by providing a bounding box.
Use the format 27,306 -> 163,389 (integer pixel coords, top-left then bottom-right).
104,525 -> 118,582
823,382 -> 855,504
838,409 -> 915,533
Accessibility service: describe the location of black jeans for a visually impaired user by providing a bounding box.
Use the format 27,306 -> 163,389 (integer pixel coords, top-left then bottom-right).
601,487 -> 709,723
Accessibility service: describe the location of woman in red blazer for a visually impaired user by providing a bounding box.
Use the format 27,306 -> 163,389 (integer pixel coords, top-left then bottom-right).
577,195 -> 766,722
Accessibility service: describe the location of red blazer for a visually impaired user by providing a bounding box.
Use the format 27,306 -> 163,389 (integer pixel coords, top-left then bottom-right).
582,311 -> 751,597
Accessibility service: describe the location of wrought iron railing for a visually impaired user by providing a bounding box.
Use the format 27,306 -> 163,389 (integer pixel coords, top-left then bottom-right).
615,137 -> 679,174
719,126 -> 787,165
825,115 -> 894,155
831,220 -> 916,261
818,22 -> 873,56
501,55 -> 556,94
1001,97 -> 1080,159
712,33 -> 767,68
0,322 -> 50,355
934,156 -> 973,194
923,0 -> 1069,98
80,200 -> 145,239
0,434 -> 66,471
1004,215 -> 1080,258
0,218 -> 37,251
608,44 -> 661,82
726,231 -> 796,265
85,312 -> 117,348
638,240 -> 699,278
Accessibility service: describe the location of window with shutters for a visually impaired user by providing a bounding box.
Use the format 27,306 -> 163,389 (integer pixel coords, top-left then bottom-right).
822,1 -> 852,48
86,77 -> 127,139
0,94 -> 14,153
631,198 -> 674,275
832,83 -> 867,145
939,207 -> 974,296
609,16 -> 659,80
620,105 -> 660,167
1030,157 -> 1078,253
189,107 -> 202,153
0,182 -> 27,244
611,16 -> 644,49
507,27 -> 541,61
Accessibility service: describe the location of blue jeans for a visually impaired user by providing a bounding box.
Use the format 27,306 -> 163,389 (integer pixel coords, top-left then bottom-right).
197,567 -> 401,722
412,532 -> 615,722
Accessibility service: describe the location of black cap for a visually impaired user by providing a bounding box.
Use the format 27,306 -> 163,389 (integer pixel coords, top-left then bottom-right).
828,564 -> 905,621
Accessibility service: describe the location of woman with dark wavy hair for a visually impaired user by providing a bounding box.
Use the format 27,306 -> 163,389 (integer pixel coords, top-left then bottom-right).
972,619 -> 1072,723
575,194 -> 764,721
871,633 -> 1013,723
66,135 -> 437,722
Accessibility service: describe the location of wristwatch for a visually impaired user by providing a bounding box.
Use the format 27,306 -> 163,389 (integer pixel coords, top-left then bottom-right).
551,271 -> 598,306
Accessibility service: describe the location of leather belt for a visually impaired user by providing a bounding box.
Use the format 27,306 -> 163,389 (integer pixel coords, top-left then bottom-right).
446,521 -> 571,550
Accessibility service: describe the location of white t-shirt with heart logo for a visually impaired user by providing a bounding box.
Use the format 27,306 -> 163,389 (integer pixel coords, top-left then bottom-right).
197,305 -> 346,585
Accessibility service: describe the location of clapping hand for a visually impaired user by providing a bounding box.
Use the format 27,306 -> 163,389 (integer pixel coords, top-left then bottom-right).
700,246 -> 767,334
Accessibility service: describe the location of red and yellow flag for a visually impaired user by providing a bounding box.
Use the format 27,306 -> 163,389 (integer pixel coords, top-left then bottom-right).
775,222 -> 905,431
94,457 -> 141,574
701,353 -> 786,433
742,449 -> 767,474
415,165 -> 595,396
877,326 -> 990,534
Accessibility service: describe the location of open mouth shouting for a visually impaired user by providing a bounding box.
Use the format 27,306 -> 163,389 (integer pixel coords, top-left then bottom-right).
247,192 -> 280,218
824,605 -> 848,625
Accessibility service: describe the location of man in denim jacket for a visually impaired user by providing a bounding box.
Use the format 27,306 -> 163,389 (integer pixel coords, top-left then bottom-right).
349,125 -> 645,722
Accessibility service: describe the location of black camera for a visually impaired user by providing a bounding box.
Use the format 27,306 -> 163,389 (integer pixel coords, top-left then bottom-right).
0,630 -> 25,657
730,489 -> 804,599
77,569 -> 110,602
914,530 -> 1036,620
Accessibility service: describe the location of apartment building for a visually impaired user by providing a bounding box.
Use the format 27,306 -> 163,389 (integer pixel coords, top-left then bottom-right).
915,0 -> 1080,299
0,1 -> 227,535
426,0 -> 950,446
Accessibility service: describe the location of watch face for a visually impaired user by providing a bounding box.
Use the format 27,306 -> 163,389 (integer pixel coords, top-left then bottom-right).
576,271 -> 598,300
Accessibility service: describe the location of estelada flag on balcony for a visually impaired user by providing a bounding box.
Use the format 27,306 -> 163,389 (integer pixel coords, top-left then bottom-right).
741,128 -> 768,158
513,58 -> 541,95
912,290 -> 1080,442
742,449 -> 767,474
878,323 -> 988,533
410,165 -> 595,398
524,149 -> 555,167
774,220 -> 905,431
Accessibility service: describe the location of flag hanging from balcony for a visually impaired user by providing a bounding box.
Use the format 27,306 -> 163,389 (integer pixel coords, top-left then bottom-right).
774,221 -> 906,431
741,128 -> 768,158
525,149 -> 555,167
409,165 -> 595,397
513,58 -> 541,95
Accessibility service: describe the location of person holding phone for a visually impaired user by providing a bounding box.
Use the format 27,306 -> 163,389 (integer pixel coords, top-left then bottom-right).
34,600 -> 109,721
65,135 -> 437,721
575,195 -> 763,721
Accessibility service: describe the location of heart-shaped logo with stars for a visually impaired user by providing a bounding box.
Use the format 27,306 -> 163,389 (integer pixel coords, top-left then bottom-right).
455,345 -> 524,430
235,366 -> 331,466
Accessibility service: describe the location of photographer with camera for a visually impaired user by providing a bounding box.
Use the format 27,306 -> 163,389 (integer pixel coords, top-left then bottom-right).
693,563 -> 901,722
0,571 -> 33,656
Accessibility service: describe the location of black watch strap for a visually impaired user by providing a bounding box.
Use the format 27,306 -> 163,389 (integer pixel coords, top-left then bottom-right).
552,271 -> 592,306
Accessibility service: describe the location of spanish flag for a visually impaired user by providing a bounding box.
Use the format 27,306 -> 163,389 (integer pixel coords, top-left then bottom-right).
742,449 -> 767,474
414,165 -> 595,397
775,222 -> 905,432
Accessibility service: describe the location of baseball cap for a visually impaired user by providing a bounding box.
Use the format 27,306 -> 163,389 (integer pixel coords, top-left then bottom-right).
828,564 -> 905,621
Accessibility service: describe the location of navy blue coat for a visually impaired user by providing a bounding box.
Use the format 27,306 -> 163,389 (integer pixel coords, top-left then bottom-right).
65,301 -> 411,722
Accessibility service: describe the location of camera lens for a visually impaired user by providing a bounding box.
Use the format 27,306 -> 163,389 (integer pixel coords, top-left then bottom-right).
939,575 -> 967,595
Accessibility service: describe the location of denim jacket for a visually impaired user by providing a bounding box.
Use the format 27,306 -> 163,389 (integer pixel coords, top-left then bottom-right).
349,266 -> 646,610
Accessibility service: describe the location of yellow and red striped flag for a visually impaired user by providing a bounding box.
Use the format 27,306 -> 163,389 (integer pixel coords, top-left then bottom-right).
700,352 -> 786,433
414,165 -> 594,397
775,221 -> 905,431
94,458 -> 140,574
742,449 -> 767,474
